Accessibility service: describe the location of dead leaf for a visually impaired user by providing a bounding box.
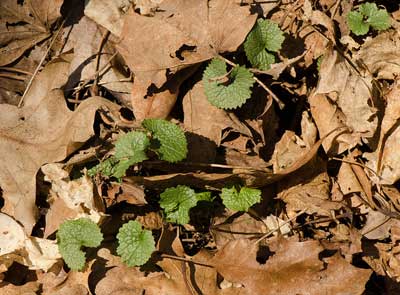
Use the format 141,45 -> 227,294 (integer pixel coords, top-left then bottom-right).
0,281 -> 39,295
364,79 -> 400,185
310,47 -> 378,154
355,31 -> 400,80
117,0 -> 256,89
41,163 -> 105,237
212,237 -> 371,295
183,81 -> 252,161
0,0 -> 63,66
0,213 -> 61,271
0,89 -> 119,233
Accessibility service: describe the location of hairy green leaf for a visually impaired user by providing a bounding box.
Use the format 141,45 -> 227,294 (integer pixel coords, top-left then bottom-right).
57,218 -> 103,271
347,3 -> 390,36
220,186 -> 261,212
203,58 -> 255,109
142,119 -> 187,162
159,185 -> 211,225
88,131 -> 149,178
117,220 -> 155,266
244,19 -> 284,70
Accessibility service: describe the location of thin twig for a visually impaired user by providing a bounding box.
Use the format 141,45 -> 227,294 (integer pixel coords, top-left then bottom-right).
0,67 -> 33,75
254,209 -> 306,244
0,74 -> 26,81
160,253 -> 214,268
18,19 -> 66,108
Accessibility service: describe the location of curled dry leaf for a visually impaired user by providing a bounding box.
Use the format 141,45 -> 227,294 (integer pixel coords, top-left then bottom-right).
117,0 -> 256,89
310,47 -> 378,154
41,163 -> 105,237
212,237 -> 371,295
0,0 -> 63,66
0,213 -> 61,272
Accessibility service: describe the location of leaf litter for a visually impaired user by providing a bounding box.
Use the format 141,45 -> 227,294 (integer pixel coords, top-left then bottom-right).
1,0 -> 400,294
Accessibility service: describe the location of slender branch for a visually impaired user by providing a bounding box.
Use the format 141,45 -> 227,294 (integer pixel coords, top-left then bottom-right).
160,253 -> 214,268
18,19 -> 66,108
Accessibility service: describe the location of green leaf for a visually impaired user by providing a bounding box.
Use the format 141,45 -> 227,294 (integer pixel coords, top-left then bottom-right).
142,119 -> 187,162
361,3 -> 390,31
57,218 -> 103,271
117,220 -> 155,266
220,186 -> 262,212
87,157 -> 117,177
159,185 -> 211,225
87,131 -> 150,179
203,58 -> 255,109
244,19 -> 284,70
114,131 -> 150,162
347,3 -> 390,36
347,11 -> 370,36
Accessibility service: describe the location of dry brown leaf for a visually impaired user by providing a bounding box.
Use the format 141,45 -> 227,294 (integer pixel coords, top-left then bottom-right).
355,31 -> 400,80
0,281 -> 39,295
0,53 -> 115,233
0,89 -> 119,233
212,237 -> 371,295
63,16 -> 132,98
212,213 -> 268,249
0,0 -> 63,66
183,81 -> 252,162
310,47 -> 378,154
364,79 -> 400,185
117,0 -> 256,89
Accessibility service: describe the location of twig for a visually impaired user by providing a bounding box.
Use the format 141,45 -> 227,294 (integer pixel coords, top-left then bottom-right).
94,30 -> 111,88
218,55 -> 285,109
18,19 -> 66,108
160,253 -> 214,268
254,209 -> 306,244
0,67 -> 32,75
144,160 -> 272,172
0,74 -> 26,81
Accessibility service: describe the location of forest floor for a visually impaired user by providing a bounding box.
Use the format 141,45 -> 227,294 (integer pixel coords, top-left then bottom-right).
1,0 -> 400,294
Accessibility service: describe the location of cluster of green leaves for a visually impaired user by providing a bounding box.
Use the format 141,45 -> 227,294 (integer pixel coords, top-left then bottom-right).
159,185 -> 261,225
88,118 -> 187,179
202,19 -> 284,110
347,3 -> 391,36
57,185 -> 261,270
159,185 -> 213,225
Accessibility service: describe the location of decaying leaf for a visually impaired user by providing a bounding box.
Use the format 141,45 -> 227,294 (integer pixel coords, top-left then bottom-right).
212,237 -> 372,294
0,213 -> 61,272
41,164 -> 105,237
310,47 -> 378,154
117,0 -> 256,89
0,88 -> 119,233
0,0 -> 63,66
